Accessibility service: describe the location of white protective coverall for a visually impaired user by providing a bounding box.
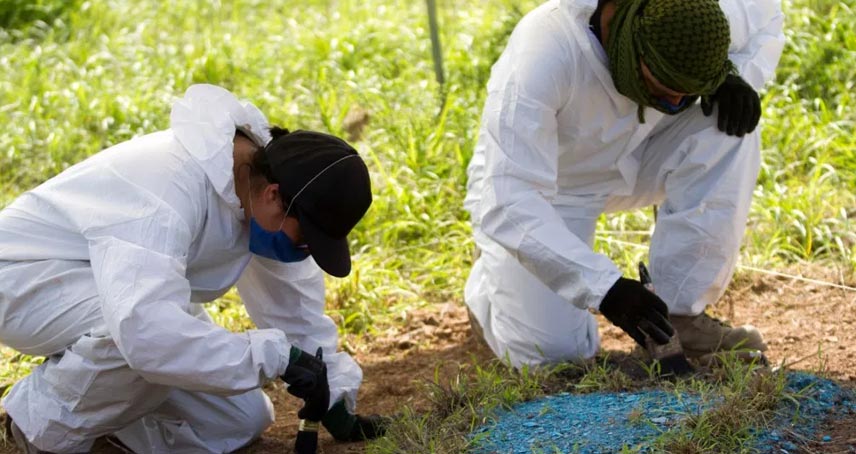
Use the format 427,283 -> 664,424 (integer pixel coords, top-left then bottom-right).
464,0 -> 785,367
0,84 -> 362,453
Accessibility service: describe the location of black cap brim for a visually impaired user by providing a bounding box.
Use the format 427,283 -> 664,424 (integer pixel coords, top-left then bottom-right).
298,207 -> 351,278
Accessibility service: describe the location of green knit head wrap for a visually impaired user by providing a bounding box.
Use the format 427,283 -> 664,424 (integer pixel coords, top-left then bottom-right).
606,0 -> 734,121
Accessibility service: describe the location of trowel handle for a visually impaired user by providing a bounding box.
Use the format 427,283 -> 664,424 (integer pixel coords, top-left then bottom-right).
638,262 -> 655,293
294,348 -> 324,454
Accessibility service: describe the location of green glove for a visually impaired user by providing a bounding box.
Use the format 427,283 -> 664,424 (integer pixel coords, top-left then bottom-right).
322,400 -> 390,441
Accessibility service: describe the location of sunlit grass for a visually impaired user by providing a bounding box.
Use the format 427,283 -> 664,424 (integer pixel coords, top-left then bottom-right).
746,0 -> 856,270
0,0 -> 534,381
0,0 -> 854,409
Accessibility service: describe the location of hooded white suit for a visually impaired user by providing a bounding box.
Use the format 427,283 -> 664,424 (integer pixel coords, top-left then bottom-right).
464,0 -> 785,367
0,85 -> 362,453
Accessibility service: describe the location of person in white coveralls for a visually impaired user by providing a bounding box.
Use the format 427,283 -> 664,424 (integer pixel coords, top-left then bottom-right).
464,0 -> 785,367
0,84 -> 386,453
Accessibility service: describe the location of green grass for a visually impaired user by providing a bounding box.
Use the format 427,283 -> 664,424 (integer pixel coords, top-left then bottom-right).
651,358 -> 795,453
0,0 -> 534,364
1,0 -> 855,448
745,0 -> 856,270
1,0 -> 853,332
0,0 -> 80,35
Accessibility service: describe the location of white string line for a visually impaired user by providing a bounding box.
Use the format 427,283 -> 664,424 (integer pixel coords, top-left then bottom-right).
597,230 -> 655,235
595,235 -> 856,292
284,154 -> 359,217
735,265 -> 856,292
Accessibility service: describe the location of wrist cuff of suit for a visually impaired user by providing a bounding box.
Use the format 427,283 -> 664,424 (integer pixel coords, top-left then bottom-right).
321,400 -> 357,441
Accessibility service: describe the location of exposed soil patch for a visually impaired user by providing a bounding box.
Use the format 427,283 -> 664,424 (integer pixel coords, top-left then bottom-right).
808,412 -> 856,453
2,270 -> 854,453
232,303 -> 495,454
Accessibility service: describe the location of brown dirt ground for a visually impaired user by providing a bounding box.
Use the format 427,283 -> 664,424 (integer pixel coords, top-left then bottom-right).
1,268 -> 854,453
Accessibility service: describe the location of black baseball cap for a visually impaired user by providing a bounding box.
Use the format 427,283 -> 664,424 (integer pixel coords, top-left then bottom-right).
264,130 -> 372,277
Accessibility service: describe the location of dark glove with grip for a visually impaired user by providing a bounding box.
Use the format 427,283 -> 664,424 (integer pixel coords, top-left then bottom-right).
701,74 -> 761,137
282,346 -> 330,421
322,400 -> 390,442
599,277 -> 675,347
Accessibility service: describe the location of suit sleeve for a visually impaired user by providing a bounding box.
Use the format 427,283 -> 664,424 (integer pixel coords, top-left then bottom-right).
83,163 -> 290,394
474,14 -> 622,310
236,256 -> 363,412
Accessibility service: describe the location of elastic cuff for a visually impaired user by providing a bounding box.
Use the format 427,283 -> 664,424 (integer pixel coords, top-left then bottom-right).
288,345 -> 302,364
587,270 -> 623,311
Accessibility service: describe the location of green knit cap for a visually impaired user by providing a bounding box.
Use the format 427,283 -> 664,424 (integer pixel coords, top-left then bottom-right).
606,0 -> 734,121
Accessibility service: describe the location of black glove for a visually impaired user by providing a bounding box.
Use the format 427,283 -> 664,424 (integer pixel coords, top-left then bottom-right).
701,74 -> 761,137
322,400 -> 390,442
599,277 -> 675,347
282,347 -> 330,421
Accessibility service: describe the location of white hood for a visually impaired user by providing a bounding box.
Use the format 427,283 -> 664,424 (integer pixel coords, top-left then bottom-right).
170,84 -> 272,211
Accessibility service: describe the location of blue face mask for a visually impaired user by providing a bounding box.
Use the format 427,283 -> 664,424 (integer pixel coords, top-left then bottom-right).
246,170 -> 310,263
656,96 -> 689,114
244,154 -> 358,264
248,217 -> 310,262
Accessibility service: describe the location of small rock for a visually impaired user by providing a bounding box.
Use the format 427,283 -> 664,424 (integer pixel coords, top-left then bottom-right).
342,105 -> 370,142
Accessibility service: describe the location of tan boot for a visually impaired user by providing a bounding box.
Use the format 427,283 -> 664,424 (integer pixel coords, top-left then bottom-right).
670,312 -> 767,358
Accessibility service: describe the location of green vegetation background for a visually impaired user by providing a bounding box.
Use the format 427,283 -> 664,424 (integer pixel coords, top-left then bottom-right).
0,0 -> 854,382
